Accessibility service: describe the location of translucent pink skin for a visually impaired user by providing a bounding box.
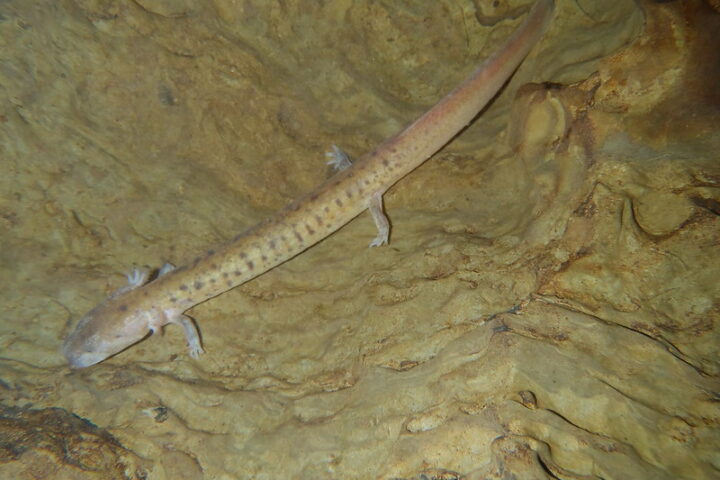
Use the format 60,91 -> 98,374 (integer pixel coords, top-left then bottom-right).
63,0 -> 554,368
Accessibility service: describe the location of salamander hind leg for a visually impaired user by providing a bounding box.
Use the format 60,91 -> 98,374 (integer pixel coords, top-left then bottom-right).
368,192 -> 390,247
325,144 -> 353,171
157,263 -> 176,277
167,312 -> 205,358
109,268 -> 150,299
325,145 -> 390,246
127,268 -> 149,288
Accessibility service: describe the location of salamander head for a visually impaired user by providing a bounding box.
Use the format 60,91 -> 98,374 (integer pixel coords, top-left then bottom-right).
63,295 -> 152,368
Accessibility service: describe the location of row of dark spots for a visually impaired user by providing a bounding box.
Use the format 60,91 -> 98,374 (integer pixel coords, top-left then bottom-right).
267,239 -> 284,263
177,221 -> 324,298
240,242 -> 261,268
169,296 -> 193,304
177,268 -> 230,300
307,210 -> 336,235
382,157 -> 400,173
179,282 -> 201,302
263,232 -> 295,255
161,176 -> 383,310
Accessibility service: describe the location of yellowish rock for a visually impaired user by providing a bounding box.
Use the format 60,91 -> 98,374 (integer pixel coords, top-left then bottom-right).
0,0 -> 718,479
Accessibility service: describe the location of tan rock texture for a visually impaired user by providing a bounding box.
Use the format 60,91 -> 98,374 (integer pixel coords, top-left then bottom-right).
0,0 -> 718,479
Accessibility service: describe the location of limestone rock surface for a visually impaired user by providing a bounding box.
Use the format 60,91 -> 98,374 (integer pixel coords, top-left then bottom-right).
0,0 -> 718,479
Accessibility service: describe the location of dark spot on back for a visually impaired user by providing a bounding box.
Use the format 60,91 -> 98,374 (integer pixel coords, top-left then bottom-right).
261,255 -> 267,261
170,297 -> 177,303
194,281 -> 204,290
222,272 -> 229,279
246,261 -> 254,270
305,224 -> 315,235
234,270 -> 242,276
294,231 -> 303,242
269,239 -> 276,250
179,284 -> 189,291
118,304 -> 128,312
315,215 -> 323,226
335,198 -> 343,207
346,190 -> 353,199
240,252 -> 247,259
211,263 -> 218,270
207,249 -> 215,256
226,280 -> 233,287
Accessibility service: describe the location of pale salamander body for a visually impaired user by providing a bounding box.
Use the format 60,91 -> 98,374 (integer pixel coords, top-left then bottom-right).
63,0 -> 554,368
